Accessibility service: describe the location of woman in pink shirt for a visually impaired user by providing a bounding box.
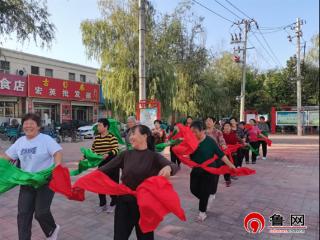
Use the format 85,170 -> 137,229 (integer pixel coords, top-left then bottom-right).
247,119 -> 266,164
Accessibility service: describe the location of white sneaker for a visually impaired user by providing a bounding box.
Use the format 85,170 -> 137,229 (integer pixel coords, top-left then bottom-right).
47,224 -> 60,240
197,212 -> 207,222
95,205 -> 107,214
106,205 -> 115,213
262,157 -> 267,160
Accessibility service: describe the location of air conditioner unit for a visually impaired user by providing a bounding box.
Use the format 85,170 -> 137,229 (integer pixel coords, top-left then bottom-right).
16,68 -> 26,76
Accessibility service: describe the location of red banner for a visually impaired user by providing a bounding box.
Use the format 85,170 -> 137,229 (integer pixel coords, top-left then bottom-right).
0,73 -> 27,97
28,75 -> 99,102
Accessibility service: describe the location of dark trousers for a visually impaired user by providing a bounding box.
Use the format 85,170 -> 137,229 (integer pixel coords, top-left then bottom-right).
98,156 -> 119,206
18,184 -> 56,240
224,152 -> 240,181
235,149 -> 244,167
210,174 -> 220,195
239,148 -> 250,163
224,173 -> 231,182
250,141 -> 260,162
170,146 -> 180,166
190,168 -> 216,212
258,140 -> 267,157
114,195 -> 154,240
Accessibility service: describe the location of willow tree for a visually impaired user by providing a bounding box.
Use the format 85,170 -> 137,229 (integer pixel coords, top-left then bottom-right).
0,0 -> 55,47
81,0 -> 155,116
81,0 -> 209,119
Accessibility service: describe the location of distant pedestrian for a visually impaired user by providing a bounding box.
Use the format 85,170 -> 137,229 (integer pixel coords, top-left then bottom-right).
257,116 -> 270,160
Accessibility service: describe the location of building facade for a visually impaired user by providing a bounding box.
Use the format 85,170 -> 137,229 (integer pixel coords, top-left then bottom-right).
0,48 -> 100,125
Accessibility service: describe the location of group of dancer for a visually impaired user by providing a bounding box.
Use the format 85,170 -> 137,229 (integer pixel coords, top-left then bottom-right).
0,112 -> 270,240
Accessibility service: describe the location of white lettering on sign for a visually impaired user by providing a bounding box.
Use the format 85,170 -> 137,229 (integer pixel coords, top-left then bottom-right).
0,78 -> 11,90
49,88 -> 56,96
74,90 -> 80,98
62,90 -> 69,97
35,86 -> 43,95
85,92 -> 91,99
13,80 -> 25,92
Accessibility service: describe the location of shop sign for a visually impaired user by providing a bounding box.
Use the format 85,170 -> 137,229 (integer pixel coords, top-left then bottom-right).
276,111 -> 307,126
0,73 -> 27,96
308,111 -> 319,126
28,75 -> 99,102
61,103 -> 72,121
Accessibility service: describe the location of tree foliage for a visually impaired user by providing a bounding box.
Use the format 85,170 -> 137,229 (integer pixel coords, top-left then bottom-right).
81,0 -> 319,121
0,0 -> 55,47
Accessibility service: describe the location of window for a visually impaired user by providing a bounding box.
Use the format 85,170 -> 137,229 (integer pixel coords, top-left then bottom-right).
45,68 -> 53,77
69,72 -> 75,80
0,60 -> 10,73
0,102 -> 16,117
31,66 -> 39,75
80,74 -> 86,83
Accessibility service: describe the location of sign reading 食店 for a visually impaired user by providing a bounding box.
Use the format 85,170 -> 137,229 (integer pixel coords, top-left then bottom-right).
0,73 -> 27,96
28,75 -> 99,103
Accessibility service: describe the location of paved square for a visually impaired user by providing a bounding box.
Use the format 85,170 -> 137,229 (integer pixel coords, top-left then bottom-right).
0,135 -> 319,240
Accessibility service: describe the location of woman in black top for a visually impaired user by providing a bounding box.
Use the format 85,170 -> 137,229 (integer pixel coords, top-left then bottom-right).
99,125 -> 179,240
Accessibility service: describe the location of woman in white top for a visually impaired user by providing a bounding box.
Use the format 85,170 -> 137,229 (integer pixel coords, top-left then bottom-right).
0,113 -> 63,240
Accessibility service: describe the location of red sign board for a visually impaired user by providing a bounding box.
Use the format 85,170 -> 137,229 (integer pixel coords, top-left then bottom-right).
28,75 -> 99,102
0,73 -> 27,97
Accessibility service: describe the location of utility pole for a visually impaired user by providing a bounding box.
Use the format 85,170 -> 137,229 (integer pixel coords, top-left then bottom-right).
231,19 -> 255,122
239,20 -> 248,122
296,18 -> 302,136
285,18 -> 305,135
138,0 -> 146,101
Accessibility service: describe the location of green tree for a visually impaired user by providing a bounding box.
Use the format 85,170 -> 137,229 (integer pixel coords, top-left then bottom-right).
81,0 -> 145,117
81,0 -> 208,119
306,34 -> 319,67
0,0 -> 55,47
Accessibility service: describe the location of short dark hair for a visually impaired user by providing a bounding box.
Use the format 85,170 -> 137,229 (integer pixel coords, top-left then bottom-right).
206,116 -> 217,123
22,113 -> 41,127
223,121 -> 231,128
239,121 -> 246,125
190,120 -> 204,131
259,116 -> 265,120
229,117 -> 238,122
186,116 -> 193,120
154,119 -> 162,124
131,125 -> 155,151
98,118 -> 110,129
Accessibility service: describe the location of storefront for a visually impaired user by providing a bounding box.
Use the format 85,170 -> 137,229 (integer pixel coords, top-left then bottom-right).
27,75 -> 99,125
0,73 -> 27,122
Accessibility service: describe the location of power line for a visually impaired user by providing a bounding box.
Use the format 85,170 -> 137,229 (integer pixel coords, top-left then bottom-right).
251,32 -> 280,66
259,22 -> 296,30
213,0 -> 242,20
223,0 -> 282,67
257,29 -> 282,66
248,39 -> 272,68
192,0 -> 235,23
215,0 -> 275,68
253,29 -> 285,34
224,0 -> 251,19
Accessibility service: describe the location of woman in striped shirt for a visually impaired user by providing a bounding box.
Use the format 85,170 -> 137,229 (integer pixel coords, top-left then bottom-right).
91,118 -> 119,214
